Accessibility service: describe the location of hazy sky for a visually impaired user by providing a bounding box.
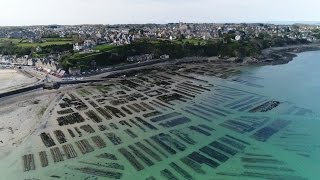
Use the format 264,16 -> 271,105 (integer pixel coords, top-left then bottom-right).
0,0 -> 319,25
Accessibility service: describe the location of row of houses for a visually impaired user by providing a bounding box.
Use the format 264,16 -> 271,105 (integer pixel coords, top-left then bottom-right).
73,40 -> 97,51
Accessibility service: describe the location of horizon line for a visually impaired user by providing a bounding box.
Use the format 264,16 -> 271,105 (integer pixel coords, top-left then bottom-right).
1,21 -> 320,27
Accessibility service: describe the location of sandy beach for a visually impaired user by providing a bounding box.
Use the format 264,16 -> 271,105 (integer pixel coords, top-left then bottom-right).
0,69 -> 37,93
0,95 -> 55,157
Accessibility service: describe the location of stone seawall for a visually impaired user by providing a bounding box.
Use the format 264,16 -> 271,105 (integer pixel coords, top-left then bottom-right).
0,84 -> 44,99
0,79 -> 103,99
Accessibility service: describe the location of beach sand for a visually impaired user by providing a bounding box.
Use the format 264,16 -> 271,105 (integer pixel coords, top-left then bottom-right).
0,92 -> 57,158
0,69 -> 37,93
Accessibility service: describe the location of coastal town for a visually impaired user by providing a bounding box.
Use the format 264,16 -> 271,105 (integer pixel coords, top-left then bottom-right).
0,23 -> 320,179
1,0 -> 320,179
1,23 -> 320,78
1,23 -> 319,45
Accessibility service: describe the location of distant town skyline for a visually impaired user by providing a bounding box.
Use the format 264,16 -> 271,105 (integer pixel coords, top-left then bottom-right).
1,0 -> 320,26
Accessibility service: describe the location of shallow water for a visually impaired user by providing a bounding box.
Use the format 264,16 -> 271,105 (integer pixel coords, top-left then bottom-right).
236,51 -> 320,113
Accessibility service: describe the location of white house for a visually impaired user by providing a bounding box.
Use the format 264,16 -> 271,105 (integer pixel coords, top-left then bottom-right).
73,43 -> 83,51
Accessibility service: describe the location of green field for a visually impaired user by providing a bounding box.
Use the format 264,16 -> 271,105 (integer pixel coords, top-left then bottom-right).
0,38 -> 23,44
43,38 -> 73,42
17,41 -> 73,47
0,37 -> 73,47
93,44 -> 117,51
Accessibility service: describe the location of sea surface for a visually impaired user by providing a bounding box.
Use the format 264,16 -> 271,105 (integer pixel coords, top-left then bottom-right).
233,51 -> 320,113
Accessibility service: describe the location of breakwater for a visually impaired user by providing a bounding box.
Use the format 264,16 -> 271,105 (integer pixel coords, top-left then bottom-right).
0,79 -> 104,99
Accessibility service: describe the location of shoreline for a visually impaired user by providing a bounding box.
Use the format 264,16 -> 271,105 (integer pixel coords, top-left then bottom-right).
246,43 -> 320,65
92,43 -> 320,80
1,43 -> 319,96
174,43 -> 320,66
148,43 -> 320,68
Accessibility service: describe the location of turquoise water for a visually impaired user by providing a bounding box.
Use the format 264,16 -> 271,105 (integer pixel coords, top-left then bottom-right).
237,51 -> 320,113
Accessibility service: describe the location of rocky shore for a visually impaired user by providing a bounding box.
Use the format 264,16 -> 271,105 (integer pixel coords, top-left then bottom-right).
245,43 -> 320,65
163,43 -> 320,67
93,43 -> 320,80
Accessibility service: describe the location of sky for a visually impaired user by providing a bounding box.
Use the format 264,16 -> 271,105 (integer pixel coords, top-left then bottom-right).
0,0 -> 319,26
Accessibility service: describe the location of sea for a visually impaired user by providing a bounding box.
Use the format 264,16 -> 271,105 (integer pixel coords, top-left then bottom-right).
235,51 -> 320,113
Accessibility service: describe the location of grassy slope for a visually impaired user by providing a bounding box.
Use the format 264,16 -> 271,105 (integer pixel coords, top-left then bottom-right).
17,41 -> 72,47
0,37 -> 73,47
0,38 -> 23,44
93,44 -> 117,51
